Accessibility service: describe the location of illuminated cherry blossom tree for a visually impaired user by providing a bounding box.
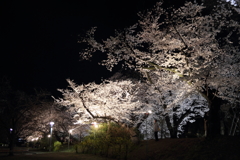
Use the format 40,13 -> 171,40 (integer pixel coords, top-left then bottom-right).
0,79 -> 58,154
79,2 -> 240,137
54,71 -> 209,138
54,79 -> 146,126
135,72 -> 208,138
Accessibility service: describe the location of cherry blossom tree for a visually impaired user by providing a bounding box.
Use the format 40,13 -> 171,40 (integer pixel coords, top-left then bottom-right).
135,72 -> 208,138
79,1 -> 240,137
54,71 -> 209,138
53,79 -> 146,126
0,78 -> 57,154
23,100 -> 73,143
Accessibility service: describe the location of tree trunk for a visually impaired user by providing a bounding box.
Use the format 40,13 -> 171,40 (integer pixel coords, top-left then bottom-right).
159,117 -> 165,139
165,115 -> 178,138
206,102 -> 221,138
204,91 -> 223,138
8,132 -> 15,156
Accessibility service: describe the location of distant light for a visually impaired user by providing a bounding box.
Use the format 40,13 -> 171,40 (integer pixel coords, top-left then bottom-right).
148,110 -> 152,114
92,122 -> 98,128
50,122 -> 54,126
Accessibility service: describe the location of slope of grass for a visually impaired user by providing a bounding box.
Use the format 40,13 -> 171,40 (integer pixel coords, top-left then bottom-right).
128,136 -> 240,160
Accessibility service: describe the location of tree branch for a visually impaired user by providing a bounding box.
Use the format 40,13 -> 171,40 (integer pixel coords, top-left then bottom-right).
79,95 -> 119,124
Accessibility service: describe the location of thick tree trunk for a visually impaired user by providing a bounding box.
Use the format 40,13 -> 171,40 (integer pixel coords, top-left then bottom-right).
165,106 -> 190,138
204,91 -> 223,138
206,102 -> 221,138
165,115 -> 178,138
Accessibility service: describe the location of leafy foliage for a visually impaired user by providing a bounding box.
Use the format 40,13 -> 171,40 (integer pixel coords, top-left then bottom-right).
76,123 -> 137,159
54,141 -> 62,151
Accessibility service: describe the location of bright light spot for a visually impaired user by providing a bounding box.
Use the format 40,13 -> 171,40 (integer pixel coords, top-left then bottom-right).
92,122 -> 98,128
226,0 -> 237,6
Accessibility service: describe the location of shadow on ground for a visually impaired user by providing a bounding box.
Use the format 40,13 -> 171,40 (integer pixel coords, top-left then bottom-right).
1,136 -> 240,160
128,136 -> 240,160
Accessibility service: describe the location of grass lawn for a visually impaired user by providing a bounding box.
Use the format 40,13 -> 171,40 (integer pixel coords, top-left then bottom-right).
0,152 -> 113,160
1,136 -> 240,160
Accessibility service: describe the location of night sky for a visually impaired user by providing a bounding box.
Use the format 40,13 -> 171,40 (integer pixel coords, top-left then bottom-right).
0,0 -> 163,95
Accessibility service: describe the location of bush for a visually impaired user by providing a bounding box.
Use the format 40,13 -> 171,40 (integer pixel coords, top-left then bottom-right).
77,123 -> 137,159
53,141 -> 62,152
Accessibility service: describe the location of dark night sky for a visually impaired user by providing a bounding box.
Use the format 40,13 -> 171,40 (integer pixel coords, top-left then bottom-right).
0,0 -> 164,95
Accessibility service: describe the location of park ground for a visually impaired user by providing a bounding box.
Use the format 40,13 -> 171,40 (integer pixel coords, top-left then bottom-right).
1,136 -> 240,160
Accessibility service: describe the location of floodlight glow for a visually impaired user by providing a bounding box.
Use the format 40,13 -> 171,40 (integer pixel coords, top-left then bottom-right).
92,122 -> 98,128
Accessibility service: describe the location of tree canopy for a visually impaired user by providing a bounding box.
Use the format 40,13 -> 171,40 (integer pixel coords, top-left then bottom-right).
77,1 -> 240,137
